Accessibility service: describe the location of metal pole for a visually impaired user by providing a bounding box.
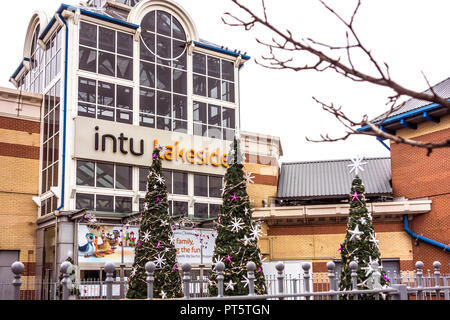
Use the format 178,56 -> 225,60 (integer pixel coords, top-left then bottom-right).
416,261 -> 424,300
327,261 -> 338,300
433,261 -> 441,300
11,261 -> 24,300
182,263 -> 191,299
275,262 -> 284,300
215,262 -> 225,298
104,262 -> 115,300
302,262 -> 311,300
349,261 -> 358,300
247,262 -> 256,296
145,262 -> 156,300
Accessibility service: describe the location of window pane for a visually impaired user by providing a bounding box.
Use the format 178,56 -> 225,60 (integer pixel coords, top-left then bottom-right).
117,56 -> 133,80
208,78 -> 221,99
172,18 -> 186,41
208,104 -> 221,126
207,57 -> 220,78
77,160 -> 95,186
79,46 -> 97,72
116,196 -> 132,213
162,169 -> 172,193
173,94 -> 187,120
141,11 -> 155,32
222,81 -> 235,102
98,52 -> 116,77
193,123 -> 207,137
173,69 -> 186,94
117,32 -> 133,56
156,65 -> 171,91
98,106 -> 115,121
193,74 -> 206,96
173,120 -> 187,134
76,193 -> 94,210
156,117 -> 171,131
223,128 -> 235,141
194,203 -> 208,219
157,91 -> 171,116
173,201 -> 188,216
156,35 -> 171,66
222,60 -> 234,81
222,107 -> 235,128
193,101 -> 207,123
96,162 -> 114,188
99,26 -> 116,52
173,171 -> 188,195
194,174 -> 208,197
172,40 -> 186,70
139,167 -> 150,191
193,53 -> 206,74
140,62 -> 155,87
98,81 -> 115,106
116,109 -> 133,124
140,88 -> 155,114
139,198 -> 145,212
157,11 -> 171,36
116,165 -> 132,190
140,114 -> 155,127
80,22 -> 97,47
210,204 -> 220,218
140,32 -> 155,62
117,85 -> 133,110
209,176 -> 222,198
78,78 -> 96,103
78,103 -> 95,118
208,126 -> 222,139
96,194 -> 114,212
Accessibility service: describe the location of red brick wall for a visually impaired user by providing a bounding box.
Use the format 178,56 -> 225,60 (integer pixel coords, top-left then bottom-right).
391,128 -> 450,272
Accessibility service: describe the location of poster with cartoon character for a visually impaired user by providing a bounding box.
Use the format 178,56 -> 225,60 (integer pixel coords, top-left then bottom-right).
78,224 -> 139,264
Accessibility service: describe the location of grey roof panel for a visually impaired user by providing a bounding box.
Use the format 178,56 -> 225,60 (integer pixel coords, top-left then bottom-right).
277,157 -> 392,199
372,77 -> 450,123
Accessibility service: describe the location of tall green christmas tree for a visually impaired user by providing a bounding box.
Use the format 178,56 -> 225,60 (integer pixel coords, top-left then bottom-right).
339,156 -> 388,300
126,145 -> 183,299
208,137 -> 267,296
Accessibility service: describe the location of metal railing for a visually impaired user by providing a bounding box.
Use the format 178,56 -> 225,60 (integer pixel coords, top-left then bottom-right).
2,260 -> 449,300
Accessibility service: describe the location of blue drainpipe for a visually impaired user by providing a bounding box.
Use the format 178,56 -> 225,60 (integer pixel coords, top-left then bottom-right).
403,215 -> 449,252
56,13 -> 68,211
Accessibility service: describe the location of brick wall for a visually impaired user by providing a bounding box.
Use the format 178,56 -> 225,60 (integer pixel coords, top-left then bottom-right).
391,127 -> 450,272
0,91 -> 41,292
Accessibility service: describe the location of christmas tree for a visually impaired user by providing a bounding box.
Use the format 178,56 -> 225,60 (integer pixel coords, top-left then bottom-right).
208,137 -> 267,296
126,145 -> 183,299
339,156 -> 388,299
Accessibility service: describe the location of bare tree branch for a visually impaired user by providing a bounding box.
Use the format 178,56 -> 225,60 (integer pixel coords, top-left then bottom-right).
224,0 -> 450,154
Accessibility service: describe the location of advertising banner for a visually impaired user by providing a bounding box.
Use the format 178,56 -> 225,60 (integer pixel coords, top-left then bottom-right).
173,229 -> 217,265
78,224 -> 217,266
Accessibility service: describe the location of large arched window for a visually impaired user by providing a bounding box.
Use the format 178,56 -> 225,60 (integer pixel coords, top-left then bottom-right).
139,10 -> 188,133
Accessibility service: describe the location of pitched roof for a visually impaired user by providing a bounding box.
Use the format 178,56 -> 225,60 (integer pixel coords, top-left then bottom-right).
277,157 -> 392,199
371,77 -> 450,123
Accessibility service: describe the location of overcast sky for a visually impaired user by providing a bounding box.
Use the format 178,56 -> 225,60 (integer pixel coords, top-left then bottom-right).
1,0 -> 449,163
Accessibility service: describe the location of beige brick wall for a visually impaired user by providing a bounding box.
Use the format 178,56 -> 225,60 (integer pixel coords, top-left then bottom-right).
0,156 -> 39,194
263,232 -> 413,261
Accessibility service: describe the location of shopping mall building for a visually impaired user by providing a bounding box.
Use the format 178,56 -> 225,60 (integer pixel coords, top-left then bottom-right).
1,0 -> 448,298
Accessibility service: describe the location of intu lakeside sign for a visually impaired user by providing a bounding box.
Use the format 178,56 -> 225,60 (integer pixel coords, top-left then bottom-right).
75,117 -> 231,175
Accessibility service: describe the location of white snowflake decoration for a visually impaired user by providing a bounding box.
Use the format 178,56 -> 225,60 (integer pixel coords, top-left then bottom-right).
169,235 -> 176,245
348,155 -> 367,176
142,231 -> 151,242
244,207 -> 250,215
369,233 -> 379,246
155,174 -> 165,185
250,224 -> 263,240
160,219 -> 169,227
242,235 -> 252,246
244,170 -> 255,184
228,217 -> 245,233
160,290 -> 167,299
130,267 -> 137,278
154,254 -> 166,268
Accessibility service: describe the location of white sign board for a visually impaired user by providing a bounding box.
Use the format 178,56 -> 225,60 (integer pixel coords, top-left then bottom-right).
173,229 -> 217,265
